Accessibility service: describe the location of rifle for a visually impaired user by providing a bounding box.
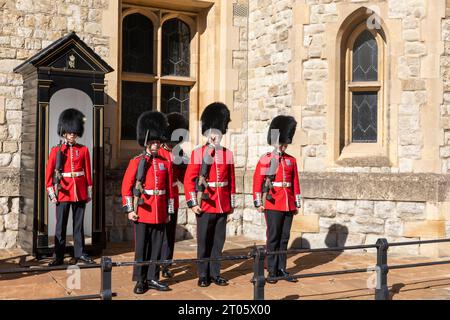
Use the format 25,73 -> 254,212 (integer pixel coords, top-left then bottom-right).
195,144 -> 215,207
261,152 -> 280,207
52,127 -> 63,203
133,130 -> 150,215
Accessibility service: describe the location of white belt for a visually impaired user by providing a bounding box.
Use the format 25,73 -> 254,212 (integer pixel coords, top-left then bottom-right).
143,189 -> 166,196
61,171 -> 85,178
272,182 -> 291,187
208,181 -> 228,187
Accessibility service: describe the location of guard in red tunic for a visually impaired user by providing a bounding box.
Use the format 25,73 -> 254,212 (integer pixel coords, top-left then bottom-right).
122,111 -> 174,294
45,108 -> 94,266
159,112 -> 189,279
184,102 -> 236,287
252,115 -> 301,283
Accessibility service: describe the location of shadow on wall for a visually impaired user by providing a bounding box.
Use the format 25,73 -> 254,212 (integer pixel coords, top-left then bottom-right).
290,224 -> 349,250
287,224 -> 349,276
175,225 -> 195,241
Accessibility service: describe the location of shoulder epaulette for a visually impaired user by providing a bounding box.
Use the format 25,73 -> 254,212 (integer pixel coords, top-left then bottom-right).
132,153 -> 145,160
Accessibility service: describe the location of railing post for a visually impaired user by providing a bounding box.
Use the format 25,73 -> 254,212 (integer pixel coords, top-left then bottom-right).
375,238 -> 389,300
252,246 -> 266,300
100,256 -> 113,300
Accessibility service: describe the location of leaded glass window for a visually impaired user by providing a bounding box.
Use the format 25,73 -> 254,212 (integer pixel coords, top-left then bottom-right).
122,13 -> 153,74
120,9 -> 195,148
348,29 -> 381,144
352,92 -> 377,142
121,82 -> 153,140
161,85 -> 190,120
162,19 -> 190,76
352,30 -> 378,82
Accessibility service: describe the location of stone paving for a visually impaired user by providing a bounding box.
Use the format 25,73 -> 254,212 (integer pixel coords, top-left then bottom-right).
1,236 -> 450,300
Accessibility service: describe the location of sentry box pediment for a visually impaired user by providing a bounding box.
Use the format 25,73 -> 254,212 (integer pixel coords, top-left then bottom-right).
14,31 -> 113,75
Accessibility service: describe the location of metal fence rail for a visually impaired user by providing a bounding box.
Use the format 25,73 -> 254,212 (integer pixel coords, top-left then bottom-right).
1,237 -> 450,300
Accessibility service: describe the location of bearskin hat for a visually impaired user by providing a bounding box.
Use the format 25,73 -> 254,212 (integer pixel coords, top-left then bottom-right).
200,102 -> 231,135
57,108 -> 86,137
167,112 -> 189,143
267,115 -> 297,145
137,111 -> 169,147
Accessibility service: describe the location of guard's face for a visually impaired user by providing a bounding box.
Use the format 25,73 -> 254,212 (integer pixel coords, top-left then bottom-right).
279,144 -> 288,153
64,133 -> 77,144
207,129 -> 223,145
148,140 -> 161,153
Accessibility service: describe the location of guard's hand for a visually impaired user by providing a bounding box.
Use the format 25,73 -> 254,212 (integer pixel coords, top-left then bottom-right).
257,206 -> 265,213
51,198 -> 58,204
86,197 -> 92,203
192,205 -> 203,215
294,209 -> 299,215
128,211 -> 139,221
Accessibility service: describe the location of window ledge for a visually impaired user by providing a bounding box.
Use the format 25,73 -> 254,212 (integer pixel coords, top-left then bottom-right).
337,143 -> 390,167
336,156 -> 391,167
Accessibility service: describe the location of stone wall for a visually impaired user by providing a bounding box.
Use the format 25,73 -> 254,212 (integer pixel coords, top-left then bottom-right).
0,169 -> 20,248
300,0 -> 336,173
247,0 -> 295,167
441,2 -> 450,172
390,0 -> 427,173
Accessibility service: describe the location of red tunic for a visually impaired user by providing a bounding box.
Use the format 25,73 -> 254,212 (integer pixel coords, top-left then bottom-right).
158,145 -> 187,211
121,152 -> 174,224
184,144 -> 236,214
45,143 -> 92,202
253,151 -> 302,212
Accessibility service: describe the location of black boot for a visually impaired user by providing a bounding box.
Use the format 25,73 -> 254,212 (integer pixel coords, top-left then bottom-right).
197,277 -> 211,287
211,276 -> 228,286
48,258 -> 64,267
278,269 -> 298,283
266,272 -> 278,284
162,267 -> 173,279
133,281 -> 147,294
148,280 -> 171,291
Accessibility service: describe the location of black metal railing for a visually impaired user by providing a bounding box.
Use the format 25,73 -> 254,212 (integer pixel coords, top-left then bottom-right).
1,237 -> 450,300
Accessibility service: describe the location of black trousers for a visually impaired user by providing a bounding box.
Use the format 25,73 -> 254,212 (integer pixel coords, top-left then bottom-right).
133,222 -> 165,282
54,201 -> 86,259
196,213 -> 227,279
265,210 -> 294,274
161,210 -> 178,265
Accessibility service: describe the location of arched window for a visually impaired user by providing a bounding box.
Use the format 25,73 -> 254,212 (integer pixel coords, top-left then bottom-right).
120,11 -> 197,150
121,13 -> 155,141
161,18 -> 194,121
343,23 -> 385,148
351,30 -> 378,142
122,13 -> 154,74
162,19 -> 190,76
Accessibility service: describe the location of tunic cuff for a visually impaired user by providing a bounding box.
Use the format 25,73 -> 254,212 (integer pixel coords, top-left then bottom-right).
88,186 -> 93,199
123,196 -> 134,213
187,192 -> 198,208
295,194 -> 302,208
230,194 -> 237,208
168,199 -> 175,214
47,187 -> 56,201
254,192 -> 262,208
